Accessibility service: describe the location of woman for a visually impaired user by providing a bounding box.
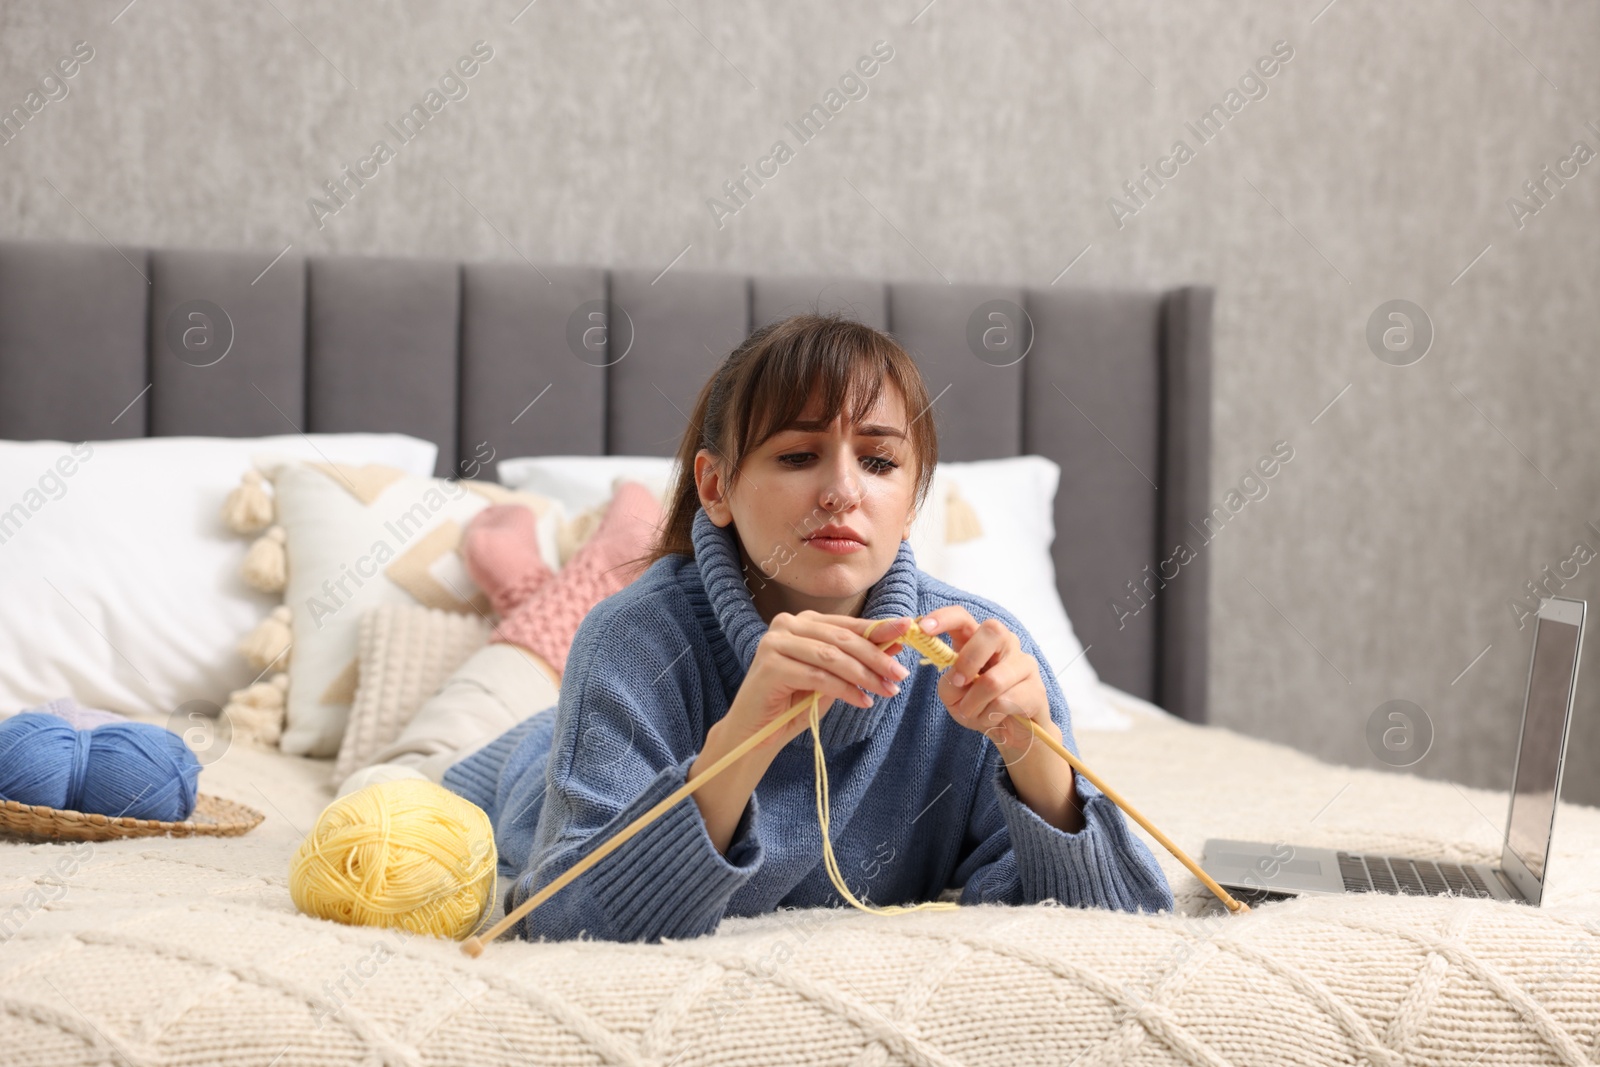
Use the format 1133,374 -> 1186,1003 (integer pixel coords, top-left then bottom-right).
443,313 -> 1174,942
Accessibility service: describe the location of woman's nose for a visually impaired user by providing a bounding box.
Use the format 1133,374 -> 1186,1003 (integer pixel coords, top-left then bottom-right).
821,468 -> 861,512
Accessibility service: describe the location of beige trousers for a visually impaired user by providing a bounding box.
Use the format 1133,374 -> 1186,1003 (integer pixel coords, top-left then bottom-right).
334,643 -> 561,797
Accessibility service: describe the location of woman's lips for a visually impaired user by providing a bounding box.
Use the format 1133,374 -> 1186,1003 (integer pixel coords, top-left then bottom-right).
805,536 -> 865,555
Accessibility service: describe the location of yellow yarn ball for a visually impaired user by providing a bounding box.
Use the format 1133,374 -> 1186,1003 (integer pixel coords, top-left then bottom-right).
289,778 -> 497,941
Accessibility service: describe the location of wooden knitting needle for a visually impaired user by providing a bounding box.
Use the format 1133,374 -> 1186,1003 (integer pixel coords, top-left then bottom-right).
899,623 -> 1250,916
461,674 -> 840,955
1000,709 -> 1250,914
461,618 -> 1243,956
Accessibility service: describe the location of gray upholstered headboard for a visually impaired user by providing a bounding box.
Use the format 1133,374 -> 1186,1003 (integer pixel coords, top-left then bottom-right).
0,238 -> 1214,723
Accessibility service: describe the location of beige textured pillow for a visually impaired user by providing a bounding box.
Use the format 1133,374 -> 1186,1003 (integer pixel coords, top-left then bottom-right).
334,603 -> 493,783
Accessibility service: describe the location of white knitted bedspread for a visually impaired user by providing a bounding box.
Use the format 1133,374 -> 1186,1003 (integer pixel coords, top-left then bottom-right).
3,707 -> 1599,1066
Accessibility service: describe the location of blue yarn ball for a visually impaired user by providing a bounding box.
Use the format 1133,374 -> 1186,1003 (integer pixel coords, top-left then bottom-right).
0,712 -> 201,821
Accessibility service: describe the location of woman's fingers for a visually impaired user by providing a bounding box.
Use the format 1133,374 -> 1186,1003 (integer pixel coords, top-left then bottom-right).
860,615 -> 916,650
915,607 -> 974,642
942,617 -> 1012,687
824,612 -> 917,662
791,655 -> 875,710
786,630 -> 898,702
803,610 -> 915,650
782,615 -> 911,696
920,614 -> 1031,724
946,650 -> 1027,722
766,631 -> 882,706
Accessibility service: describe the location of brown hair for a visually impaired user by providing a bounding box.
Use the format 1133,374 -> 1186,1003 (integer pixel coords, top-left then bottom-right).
634,312 -> 938,572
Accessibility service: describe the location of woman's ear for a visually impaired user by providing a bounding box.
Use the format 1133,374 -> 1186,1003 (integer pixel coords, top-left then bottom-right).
695,450 -> 734,527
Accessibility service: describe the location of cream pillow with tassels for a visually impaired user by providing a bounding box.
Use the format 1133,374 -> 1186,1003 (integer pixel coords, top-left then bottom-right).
219,460 -> 567,758
943,477 -> 984,544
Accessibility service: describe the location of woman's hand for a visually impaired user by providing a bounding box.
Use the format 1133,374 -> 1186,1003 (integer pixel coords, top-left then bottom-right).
916,608 -> 1059,762
692,611 -> 914,854
723,610 -> 916,756
919,608 -> 1082,832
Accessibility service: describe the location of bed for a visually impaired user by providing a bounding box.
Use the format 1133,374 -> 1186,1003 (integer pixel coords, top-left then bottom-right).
2,238 -> 1597,1065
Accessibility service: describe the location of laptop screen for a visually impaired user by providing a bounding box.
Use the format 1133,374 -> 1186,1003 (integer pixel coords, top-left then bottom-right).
1506,613 -> 1582,882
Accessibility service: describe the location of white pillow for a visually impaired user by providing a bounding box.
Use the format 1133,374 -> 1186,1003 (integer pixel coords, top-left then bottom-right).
264,461 -> 560,757
498,453 -> 1122,729
495,454 -> 949,574
922,456 -> 1130,732
0,434 -> 437,721
496,455 -> 680,515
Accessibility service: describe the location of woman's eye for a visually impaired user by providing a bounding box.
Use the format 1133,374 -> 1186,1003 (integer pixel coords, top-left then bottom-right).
777,452 -> 898,473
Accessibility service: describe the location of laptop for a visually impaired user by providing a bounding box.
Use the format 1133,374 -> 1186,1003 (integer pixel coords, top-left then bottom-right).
1201,596 -> 1586,908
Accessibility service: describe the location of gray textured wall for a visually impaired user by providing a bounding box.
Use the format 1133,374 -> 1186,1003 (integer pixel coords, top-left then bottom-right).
3,1 -> 1599,806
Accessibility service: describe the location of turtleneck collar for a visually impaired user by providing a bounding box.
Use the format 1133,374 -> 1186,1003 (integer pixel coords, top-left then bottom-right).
690,505 -> 922,750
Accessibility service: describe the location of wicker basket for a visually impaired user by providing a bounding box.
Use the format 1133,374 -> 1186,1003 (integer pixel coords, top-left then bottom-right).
0,793 -> 265,842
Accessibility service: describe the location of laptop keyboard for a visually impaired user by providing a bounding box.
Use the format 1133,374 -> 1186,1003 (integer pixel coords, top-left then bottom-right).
1336,852 -> 1494,897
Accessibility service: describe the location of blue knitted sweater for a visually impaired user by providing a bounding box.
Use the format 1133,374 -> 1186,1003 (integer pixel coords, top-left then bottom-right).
442,506 -> 1174,943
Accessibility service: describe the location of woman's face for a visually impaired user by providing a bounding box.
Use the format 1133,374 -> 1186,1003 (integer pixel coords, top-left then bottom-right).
695,382 -> 919,622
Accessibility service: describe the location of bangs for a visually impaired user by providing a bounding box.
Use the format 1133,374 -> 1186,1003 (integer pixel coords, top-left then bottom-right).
735,322 -> 901,460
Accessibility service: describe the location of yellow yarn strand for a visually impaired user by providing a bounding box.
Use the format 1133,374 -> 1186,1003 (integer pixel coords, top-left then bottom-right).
811,617 -> 957,915
290,778 -> 499,942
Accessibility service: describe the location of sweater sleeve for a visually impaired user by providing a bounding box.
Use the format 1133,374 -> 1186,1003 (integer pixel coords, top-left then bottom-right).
505,616 -> 766,944
440,707 -> 562,885
949,621 -> 1174,915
